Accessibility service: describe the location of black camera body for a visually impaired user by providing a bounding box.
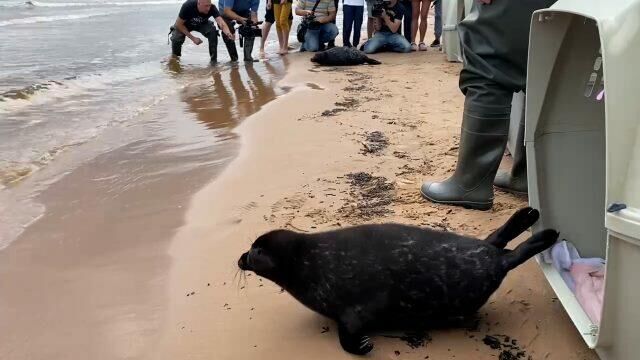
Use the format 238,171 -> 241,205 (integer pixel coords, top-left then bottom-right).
371,0 -> 395,18
237,20 -> 262,47
303,14 -> 321,30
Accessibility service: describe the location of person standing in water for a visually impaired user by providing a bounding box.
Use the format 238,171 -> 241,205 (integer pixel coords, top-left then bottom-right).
170,0 -> 234,64
220,0 -> 261,61
273,0 -> 294,54
259,0 -> 293,58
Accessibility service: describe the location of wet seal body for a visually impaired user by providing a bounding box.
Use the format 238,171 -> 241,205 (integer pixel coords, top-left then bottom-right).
310,47 -> 382,66
238,207 -> 558,355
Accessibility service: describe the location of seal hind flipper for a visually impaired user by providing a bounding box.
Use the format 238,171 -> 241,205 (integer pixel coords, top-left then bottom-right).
501,229 -> 558,270
485,207 -> 539,248
364,56 -> 381,65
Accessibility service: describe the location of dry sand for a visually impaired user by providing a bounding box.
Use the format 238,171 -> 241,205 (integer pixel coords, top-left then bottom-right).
157,51 -> 599,360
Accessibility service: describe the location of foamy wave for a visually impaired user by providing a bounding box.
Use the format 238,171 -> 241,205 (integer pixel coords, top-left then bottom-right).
0,12 -> 112,26
18,0 -> 182,7
0,62 -> 163,114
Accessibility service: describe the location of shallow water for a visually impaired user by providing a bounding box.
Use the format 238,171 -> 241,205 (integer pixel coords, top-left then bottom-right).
0,0 -> 298,249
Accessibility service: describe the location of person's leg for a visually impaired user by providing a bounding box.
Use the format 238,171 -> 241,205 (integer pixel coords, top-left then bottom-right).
222,17 -> 239,61
418,0 -> 431,46
362,32 -> 387,54
280,2 -> 292,53
319,22 -> 339,45
353,5 -> 364,47
274,3 -> 285,53
494,114 -> 527,194
386,33 -> 411,53
420,0 -> 557,210
197,21 -> 219,63
304,28 -> 321,52
327,0 -> 339,47
432,0 -> 442,46
410,0 -> 420,49
343,4 -> 354,47
401,0 -> 412,43
170,27 -> 186,58
261,7 -> 274,57
286,5 -> 294,49
237,11 -> 256,61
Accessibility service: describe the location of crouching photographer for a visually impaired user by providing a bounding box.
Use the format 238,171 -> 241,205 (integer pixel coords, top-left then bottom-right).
295,0 -> 338,52
220,0 -> 260,61
237,19 -> 263,58
361,0 -> 411,54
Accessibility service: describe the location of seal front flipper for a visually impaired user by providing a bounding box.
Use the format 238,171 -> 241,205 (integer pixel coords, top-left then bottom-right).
364,56 -> 381,65
338,319 -> 373,355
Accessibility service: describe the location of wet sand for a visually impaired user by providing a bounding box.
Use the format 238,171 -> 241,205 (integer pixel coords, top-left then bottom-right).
158,51 -> 599,360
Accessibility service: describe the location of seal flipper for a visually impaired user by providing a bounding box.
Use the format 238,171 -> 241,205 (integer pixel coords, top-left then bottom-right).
338,322 -> 373,355
485,207 -> 539,248
501,229 -> 558,271
336,292 -> 389,355
337,307 -> 374,355
364,56 -> 381,65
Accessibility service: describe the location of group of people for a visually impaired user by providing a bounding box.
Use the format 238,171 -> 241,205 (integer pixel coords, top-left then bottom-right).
169,0 -> 442,63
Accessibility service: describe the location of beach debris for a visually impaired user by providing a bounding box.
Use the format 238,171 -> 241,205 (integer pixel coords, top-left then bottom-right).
339,172 -> 395,219
360,131 -> 389,155
482,335 -> 530,359
384,330 -> 432,349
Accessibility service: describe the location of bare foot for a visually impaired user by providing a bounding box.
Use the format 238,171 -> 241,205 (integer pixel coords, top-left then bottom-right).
277,48 -> 287,55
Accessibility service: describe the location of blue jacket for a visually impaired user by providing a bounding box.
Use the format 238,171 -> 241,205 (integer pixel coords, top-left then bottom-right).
219,0 -> 259,13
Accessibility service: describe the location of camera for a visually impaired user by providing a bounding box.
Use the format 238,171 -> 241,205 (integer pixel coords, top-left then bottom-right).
371,0 -> 394,18
237,19 -> 262,47
302,13 -> 320,30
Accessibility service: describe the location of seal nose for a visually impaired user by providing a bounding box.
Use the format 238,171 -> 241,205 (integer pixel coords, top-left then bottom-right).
238,252 -> 248,270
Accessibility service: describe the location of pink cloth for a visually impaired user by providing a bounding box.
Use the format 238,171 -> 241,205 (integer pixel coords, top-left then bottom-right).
570,262 -> 605,325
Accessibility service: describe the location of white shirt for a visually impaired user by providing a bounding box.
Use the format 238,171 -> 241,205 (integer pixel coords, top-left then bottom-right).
343,0 -> 365,7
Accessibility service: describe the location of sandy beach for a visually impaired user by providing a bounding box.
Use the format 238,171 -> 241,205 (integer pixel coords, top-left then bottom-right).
1,4 -> 601,358
156,51 -> 598,360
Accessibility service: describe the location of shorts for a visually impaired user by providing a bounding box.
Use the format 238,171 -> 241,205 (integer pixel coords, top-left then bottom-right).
265,4 -> 294,23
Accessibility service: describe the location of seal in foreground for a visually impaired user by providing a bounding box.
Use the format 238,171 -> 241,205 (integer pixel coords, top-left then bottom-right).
238,207 -> 557,355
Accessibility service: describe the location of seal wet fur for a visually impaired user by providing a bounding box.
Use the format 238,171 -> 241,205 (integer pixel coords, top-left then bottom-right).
238,207 -> 558,355
310,47 -> 381,66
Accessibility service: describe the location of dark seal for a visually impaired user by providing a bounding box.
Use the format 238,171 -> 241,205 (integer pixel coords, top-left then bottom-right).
310,47 -> 382,66
238,207 -> 557,355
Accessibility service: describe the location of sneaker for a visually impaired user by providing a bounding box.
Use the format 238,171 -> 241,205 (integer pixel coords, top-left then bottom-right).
410,42 -> 418,51
430,38 -> 441,47
419,42 -> 428,51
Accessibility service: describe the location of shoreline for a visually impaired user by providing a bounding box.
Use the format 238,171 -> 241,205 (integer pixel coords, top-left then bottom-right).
0,58 -> 291,360
157,51 -> 598,360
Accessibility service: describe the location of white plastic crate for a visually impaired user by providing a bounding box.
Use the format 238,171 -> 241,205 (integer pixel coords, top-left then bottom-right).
526,1 -> 640,359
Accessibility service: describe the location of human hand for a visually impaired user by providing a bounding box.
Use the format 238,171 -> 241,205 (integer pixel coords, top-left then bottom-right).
191,36 -> 203,45
267,0 -> 272,9
305,10 -> 314,16
224,30 -> 235,40
381,9 -> 390,21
